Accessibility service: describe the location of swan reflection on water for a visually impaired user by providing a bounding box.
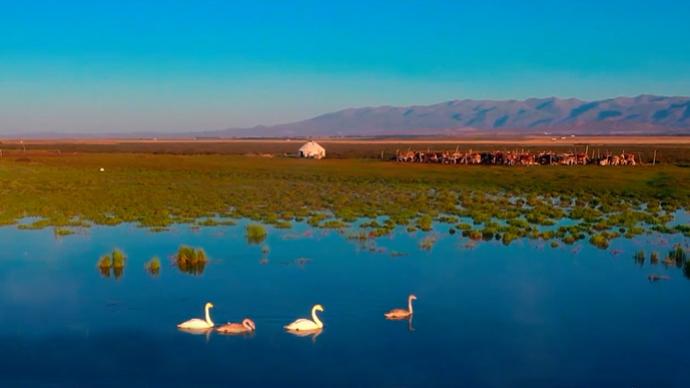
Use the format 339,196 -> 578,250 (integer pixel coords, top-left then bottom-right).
177,327 -> 214,342
285,328 -> 323,342
385,313 -> 415,331
389,315 -> 415,332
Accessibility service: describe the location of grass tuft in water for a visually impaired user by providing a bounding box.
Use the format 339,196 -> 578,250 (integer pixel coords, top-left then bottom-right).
97,249 -> 126,278
175,246 -> 207,275
111,249 -> 126,269
502,232 -> 517,246
589,234 -> 609,249
668,245 -> 687,268
634,250 -> 645,266
97,255 -> 112,277
146,256 -> 161,275
53,227 -> 74,237
246,224 -> 267,244
416,215 -> 433,232
650,251 -> 659,265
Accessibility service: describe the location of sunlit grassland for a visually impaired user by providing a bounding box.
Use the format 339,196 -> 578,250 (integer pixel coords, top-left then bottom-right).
0,153 -> 688,249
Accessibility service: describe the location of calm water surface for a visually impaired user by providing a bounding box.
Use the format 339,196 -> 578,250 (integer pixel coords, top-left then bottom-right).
1,220 -> 689,387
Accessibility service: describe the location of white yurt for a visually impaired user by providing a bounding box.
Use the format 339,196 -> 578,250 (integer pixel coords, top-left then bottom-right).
298,141 -> 326,159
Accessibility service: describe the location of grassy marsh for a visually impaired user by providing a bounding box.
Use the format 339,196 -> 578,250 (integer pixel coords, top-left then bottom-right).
0,153 -> 688,251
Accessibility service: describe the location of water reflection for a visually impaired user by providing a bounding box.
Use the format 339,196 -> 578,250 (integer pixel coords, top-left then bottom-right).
216,330 -> 255,338
177,260 -> 206,275
0,220 -> 688,387
285,328 -> 323,342
177,328 -> 214,342
98,266 -> 110,278
97,265 -> 124,279
177,327 -> 213,336
647,274 -> 671,282
384,315 -> 415,331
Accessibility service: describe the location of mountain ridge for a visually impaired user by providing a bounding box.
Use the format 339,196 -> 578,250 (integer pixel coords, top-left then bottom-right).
2,95 -> 689,138
207,95 -> 690,137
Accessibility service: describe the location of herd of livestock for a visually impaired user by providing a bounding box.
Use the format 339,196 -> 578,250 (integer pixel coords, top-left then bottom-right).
394,148 -> 639,166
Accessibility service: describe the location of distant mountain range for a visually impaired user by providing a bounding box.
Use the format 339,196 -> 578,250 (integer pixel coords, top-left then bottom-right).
206,95 -> 690,137
3,95 -> 689,139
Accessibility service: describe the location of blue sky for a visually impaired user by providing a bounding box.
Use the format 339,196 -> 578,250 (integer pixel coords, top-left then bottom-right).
1,0 -> 690,133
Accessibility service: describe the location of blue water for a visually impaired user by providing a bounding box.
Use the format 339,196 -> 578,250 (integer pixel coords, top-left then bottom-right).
0,221 -> 689,387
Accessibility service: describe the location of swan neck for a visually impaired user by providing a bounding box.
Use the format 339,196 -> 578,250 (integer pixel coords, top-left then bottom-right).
311,306 -> 323,328
408,297 -> 414,314
205,305 -> 213,326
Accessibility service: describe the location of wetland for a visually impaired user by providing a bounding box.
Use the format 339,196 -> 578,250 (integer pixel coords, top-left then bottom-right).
0,150 -> 688,386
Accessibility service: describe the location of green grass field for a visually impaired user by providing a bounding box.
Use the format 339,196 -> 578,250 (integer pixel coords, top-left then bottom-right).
0,153 -> 688,246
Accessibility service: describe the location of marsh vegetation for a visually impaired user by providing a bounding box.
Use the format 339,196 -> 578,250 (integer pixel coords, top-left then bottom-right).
245,224 -> 267,244
97,249 -> 126,278
175,246 -> 208,275
146,256 -> 161,276
0,153 -> 688,252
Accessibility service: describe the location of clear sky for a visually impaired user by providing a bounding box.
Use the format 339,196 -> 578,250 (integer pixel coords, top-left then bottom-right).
1,0 -> 690,134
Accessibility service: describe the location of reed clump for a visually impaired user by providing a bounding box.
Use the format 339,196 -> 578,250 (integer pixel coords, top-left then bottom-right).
175,245 -> 207,275
146,256 -> 161,275
589,233 -> 610,249
97,249 -> 126,278
246,224 -> 267,244
650,251 -> 659,264
668,245 -> 687,268
634,250 -> 645,266
417,215 -> 433,232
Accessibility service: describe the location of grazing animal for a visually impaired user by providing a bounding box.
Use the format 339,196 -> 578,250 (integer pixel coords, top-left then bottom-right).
622,153 -> 636,166
216,318 -> 256,334
518,153 -> 535,166
384,294 -> 417,320
558,153 -> 576,166
396,149 -> 415,162
284,304 -> 325,331
392,148 -> 641,168
575,153 -> 588,165
178,302 -> 215,330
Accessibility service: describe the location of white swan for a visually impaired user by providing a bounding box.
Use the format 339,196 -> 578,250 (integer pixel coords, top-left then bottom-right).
177,302 -> 215,329
284,304 -> 324,331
